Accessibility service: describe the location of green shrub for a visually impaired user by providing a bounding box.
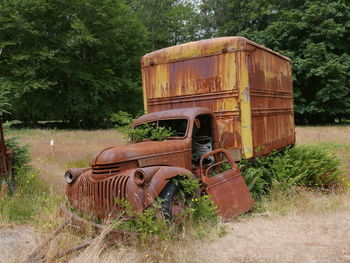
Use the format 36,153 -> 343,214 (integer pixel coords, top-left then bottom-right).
239,144 -> 344,200
110,111 -> 133,127
117,204 -> 170,242
5,137 -> 30,171
115,176 -> 218,244
125,122 -> 174,143
187,195 -> 218,224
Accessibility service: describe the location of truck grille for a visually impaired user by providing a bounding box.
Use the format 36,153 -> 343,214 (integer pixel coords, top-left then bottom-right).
91,161 -> 137,179
77,174 -> 129,215
92,163 -> 121,176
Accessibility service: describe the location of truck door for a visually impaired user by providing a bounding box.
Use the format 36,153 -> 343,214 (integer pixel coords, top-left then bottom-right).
200,149 -> 253,220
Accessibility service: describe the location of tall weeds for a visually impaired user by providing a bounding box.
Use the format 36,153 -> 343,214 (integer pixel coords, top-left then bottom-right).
1,136 -> 61,223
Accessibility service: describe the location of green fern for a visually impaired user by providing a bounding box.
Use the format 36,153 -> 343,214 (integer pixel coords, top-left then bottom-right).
239,144 -> 343,200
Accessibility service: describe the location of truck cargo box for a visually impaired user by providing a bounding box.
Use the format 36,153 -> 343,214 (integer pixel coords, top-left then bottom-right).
141,37 -> 295,160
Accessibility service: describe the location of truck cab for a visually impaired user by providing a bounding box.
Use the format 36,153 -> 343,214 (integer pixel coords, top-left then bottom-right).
132,107 -> 218,173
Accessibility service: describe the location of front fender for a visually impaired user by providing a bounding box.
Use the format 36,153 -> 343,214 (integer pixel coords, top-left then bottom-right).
127,166 -> 194,212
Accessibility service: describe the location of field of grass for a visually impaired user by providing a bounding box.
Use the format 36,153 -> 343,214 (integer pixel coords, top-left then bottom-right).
7,129 -> 125,193
296,126 -> 350,177
0,126 -> 349,262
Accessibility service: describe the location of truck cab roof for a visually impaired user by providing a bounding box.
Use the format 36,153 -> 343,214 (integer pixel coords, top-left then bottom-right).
133,107 -> 213,127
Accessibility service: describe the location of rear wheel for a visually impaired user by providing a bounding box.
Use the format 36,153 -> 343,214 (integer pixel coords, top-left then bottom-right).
159,181 -> 185,220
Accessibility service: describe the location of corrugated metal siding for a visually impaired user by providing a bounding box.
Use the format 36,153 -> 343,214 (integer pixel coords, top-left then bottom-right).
247,44 -> 295,156
143,53 -> 239,111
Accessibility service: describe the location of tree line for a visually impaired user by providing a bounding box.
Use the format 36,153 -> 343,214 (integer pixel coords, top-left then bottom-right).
0,0 -> 349,127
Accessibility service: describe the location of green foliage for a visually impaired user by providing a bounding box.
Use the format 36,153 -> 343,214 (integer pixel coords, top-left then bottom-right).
126,122 -> 174,142
128,0 -> 199,50
239,158 -> 270,200
239,144 -> 344,200
116,176 -> 217,243
110,111 -> 133,127
0,0 -> 148,128
5,137 -> 30,171
173,174 -> 200,196
0,90 -> 11,116
209,161 -> 233,176
187,195 -> 218,224
0,133 -> 60,223
117,205 -> 169,241
0,168 -> 61,223
269,145 -> 342,190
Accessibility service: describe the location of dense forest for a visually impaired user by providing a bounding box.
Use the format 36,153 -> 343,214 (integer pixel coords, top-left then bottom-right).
0,0 -> 349,127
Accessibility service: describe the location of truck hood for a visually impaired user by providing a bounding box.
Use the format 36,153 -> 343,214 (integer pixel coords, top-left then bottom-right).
92,138 -> 192,165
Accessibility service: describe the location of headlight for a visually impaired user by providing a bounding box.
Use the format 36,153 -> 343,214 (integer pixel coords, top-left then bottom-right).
64,171 -> 74,184
134,169 -> 146,186
64,168 -> 90,184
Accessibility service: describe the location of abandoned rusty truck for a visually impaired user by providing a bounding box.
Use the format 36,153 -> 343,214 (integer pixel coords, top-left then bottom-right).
64,37 -> 295,221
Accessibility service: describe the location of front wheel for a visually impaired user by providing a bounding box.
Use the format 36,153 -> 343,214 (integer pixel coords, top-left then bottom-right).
159,181 -> 185,220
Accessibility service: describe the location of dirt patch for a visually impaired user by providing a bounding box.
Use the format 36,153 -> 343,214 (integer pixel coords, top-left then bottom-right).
0,225 -> 39,263
192,211 -> 350,263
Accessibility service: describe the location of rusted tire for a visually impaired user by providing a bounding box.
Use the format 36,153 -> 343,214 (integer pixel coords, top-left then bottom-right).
159,181 -> 185,220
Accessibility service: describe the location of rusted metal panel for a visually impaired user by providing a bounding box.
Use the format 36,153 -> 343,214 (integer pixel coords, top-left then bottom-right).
0,122 -> 12,188
91,138 -> 193,171
75,172 -> 130,217
247,44 -> 295,156
66,165 -> 195,218
200,149 -> 253,220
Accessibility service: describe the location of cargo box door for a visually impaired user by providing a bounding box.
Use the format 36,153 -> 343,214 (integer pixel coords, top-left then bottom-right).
200,149 -> 253,220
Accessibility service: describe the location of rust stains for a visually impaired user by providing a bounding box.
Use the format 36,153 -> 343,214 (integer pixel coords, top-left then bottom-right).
0,121 -> 12,192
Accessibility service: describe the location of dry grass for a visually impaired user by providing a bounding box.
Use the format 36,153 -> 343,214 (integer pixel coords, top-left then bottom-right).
296,126 -> 350,145
67,189 -> 350,263
7,129 -> 125,193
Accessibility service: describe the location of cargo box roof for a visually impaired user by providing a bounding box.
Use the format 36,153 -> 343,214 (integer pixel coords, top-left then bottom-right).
141,36 -> 290,67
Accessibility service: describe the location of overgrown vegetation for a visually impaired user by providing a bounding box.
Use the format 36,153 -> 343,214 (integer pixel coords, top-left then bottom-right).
0,168 -> 61,223
239,144 -> 346,201
0,135 -> 61,223
126,123 -> 175,143
111,110 -> 175,143
5,137 -> 30,172
114,176 -> 218,245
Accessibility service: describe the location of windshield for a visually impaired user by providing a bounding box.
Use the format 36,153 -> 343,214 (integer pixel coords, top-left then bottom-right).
132,119 -> 188,142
